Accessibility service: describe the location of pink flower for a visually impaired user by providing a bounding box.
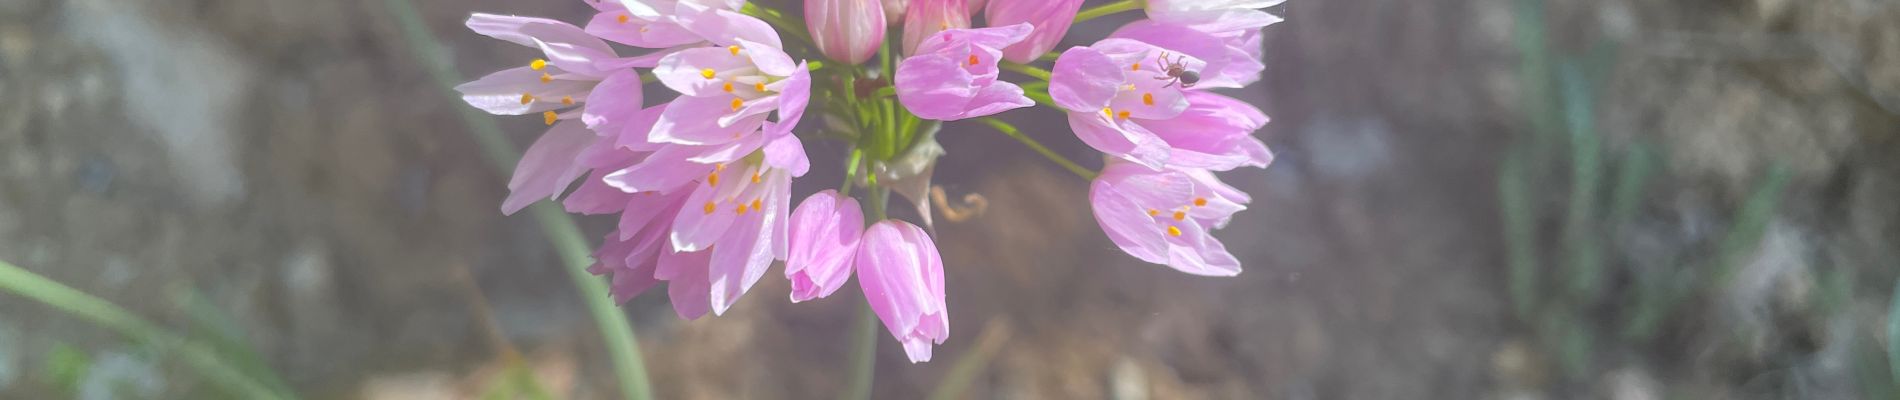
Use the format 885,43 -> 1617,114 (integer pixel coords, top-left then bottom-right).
1109,13 -> 1280,88
583,0 -> 746,48
856,220 -> 949,363
1145,91 -> 1274,171
649,16 -> 810,146
982,0 -> 1083,63
900,0 -> 971,55
786,190 -> 865,302
1048,38 -> 1204,168
1089,160 -> 1247,276
806,0 -> 886,65
894,24 -> 1036,121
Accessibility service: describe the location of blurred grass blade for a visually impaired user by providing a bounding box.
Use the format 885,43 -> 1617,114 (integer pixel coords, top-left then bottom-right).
0,259 -> 292,399
170,286 -> 298,396
842,297 -> 879,400
378,0 -> 654,398
1558,61 -> 1604,297
1888,277 -> 1899,387
927,319 -> 1013,400
1710,166 -> 1790,286
1607,143 -> 1655,228
1499,148 -> 1539,320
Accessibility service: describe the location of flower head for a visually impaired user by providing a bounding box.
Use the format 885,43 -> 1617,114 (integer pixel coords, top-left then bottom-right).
1049,38 -> 1205,168
894,24 -> 1036,121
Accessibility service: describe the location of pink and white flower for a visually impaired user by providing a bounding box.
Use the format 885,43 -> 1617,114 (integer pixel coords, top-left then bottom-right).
894,24 -> 1036,121
1048,38 -> 1204,168
982,0 -> 1083,63
807,0 -> 887,65
1089,160 -> 1249,276
900,0 -> 972,55
855,220 -> 949,363
786,190 -> 865,302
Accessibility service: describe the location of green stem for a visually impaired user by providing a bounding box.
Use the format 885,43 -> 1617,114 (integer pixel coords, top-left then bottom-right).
1073,0 -> 1143,24
0,259 -> 291,400
841,148 -> 864,196
979,118 -> 1098,179
382,0 -> 653,398
998,62 -> 1052,81
872,86 -> 896,100
841,299 -> 879,400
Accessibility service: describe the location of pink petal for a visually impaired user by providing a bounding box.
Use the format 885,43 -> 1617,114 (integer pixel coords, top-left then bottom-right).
651,94 -> 768,145
679,5 -> 784,49
984,0 -> 1082,62
502,121 -> 596,215
1048,47 -> 1122,112
901,0 -> 971,55
582,70 -> 644,130
586,11 -> 704,48
763,133 -> 811,177
456,66 -> 596,115
654,47 -> 757,97
956,81 -> 1034,119
660,248 -> 714,319
603,145 -> 712,193
1064,111 -> 1169,169
770,64 -> 813,136
894,54 -> 978,120
786,190 -> 864,302
669,174 -> 744,252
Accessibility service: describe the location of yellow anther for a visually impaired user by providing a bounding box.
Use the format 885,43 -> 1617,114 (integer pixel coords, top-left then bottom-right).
542,110 -> 558,125
1167,226 -> 1183,236
1147,209 -> 1160,216
707,172 -> 720,186
1122,84 -> 1137,91
703,201 -> 717,214
700,68 -> 717,79
1193,197 -> 1207,206
540,72 -> 553,83
530,59 -> 548,70
1103,108 -> 1113,118
750,198 -> 761,211
1142,93 -> 1154,106
520,93 -> 535,105
715,163 -> 727,172
1132,62 -> 1141,71
735,203 -> 748,214
1172,211 -> 1186,221
561,96 -> 575,105
728,45 -> 742,55
730,98 -> 744,111
750,171 -> 760,183
617,14 -> 630,23
754,82 -> 767,92
1118,110 -> 1131,120
967,54 -> 979,65
722,82 -> 735,93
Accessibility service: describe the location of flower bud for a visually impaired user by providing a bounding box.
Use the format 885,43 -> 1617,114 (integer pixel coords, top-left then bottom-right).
983,0 -> 1083,63
807,0 -> 888,65
901,0 -> 970,55
856,220 -> 949,362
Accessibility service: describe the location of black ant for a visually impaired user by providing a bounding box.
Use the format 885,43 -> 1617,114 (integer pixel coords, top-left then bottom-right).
1153,52 -> 1200,89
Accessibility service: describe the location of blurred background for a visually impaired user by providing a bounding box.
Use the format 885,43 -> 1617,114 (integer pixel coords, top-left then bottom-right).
2,0 -> 1898,398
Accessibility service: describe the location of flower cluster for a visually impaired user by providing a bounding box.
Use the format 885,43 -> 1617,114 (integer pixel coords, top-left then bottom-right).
459,0 -> 1282,363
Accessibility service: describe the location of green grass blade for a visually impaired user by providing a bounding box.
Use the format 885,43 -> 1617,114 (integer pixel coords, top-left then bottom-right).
0,259 -> 291,399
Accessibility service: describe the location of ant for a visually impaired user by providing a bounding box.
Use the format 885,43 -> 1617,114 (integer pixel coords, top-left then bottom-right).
1152,52 -> 1200,89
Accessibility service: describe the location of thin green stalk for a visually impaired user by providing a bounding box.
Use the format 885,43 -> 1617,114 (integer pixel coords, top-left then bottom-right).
0,259 -> 290,399
1024,90 -> 1059,109
841,148 -> 864,196
1558,62 -> 1603,297
979,118 -> 1098,179
381,0 -> 653,398
841,299 -> 879,400
1498,148 -> 1539,320
1074,0 -> 1143,24
872,86 -> 896,100
999,62 -> 1052,81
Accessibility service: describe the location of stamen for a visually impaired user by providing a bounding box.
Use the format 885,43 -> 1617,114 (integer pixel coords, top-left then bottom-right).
617,14 -> 630,23
723,82 -> 735,93
700,68 -> 717,79
703,201 -> 717,214
730,98 -> 744,111
967,54 -> 978,65
754,82 -> 767,92
750,171 -> 761,183
542,111 -> 558,125
749,198 -> 761,211
561,96 -> 575,105
1147,209 -> 1160,216
707,171 -> 720,187
520,93 -> 534,105
1103,108 -> 1113,118
540,72 -> 553,83
728,45 -> 742,56
1131,62 -> 1141,71
1172,211 -> 1186,221
715,163 -> 727,172
1142,93 -> 1154,106
530,59 -> 547,70
1118,110 -> 1131,120
735,203 -> 748,215
1193,197 -> 1207,206
1167,226 -> 1183,236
